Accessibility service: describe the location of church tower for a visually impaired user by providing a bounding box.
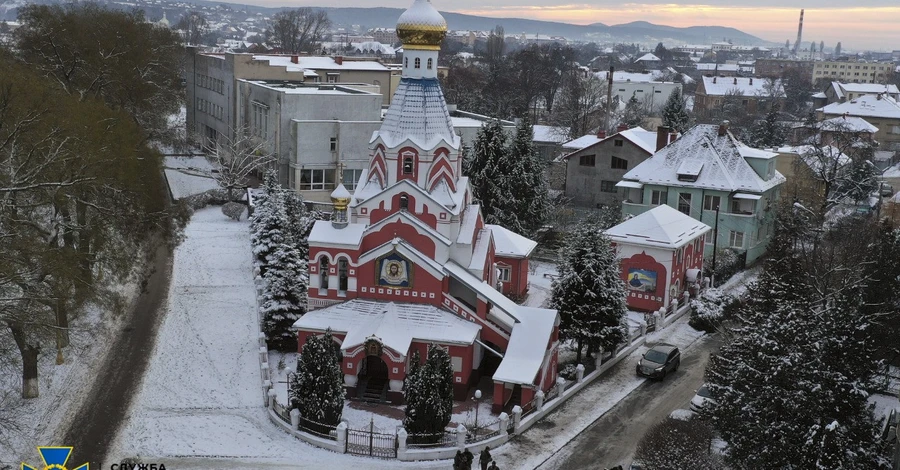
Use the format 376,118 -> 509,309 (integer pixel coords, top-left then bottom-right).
297,0 -> 560,412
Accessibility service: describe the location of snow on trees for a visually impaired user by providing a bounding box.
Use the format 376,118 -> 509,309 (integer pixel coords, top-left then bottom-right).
550,218 -> 627,363
468,119 -> 550,237
289,329 -> 344,431
206,126 -> 275,201
403,345 -> 455,443
221,201 -> 245,221
260,234 -> 308,351
662,88 -> 690,133
249,178 -> 286,273
621,94 -> 646,129
744,103 -> 787,149
634,418 -> 723,469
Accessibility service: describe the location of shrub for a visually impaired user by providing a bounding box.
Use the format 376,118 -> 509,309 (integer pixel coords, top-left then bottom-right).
221,201 -> 246,221
689,289 -> 737,333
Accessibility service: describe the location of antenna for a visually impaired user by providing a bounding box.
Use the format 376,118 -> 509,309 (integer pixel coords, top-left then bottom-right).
792,9 -> 804,55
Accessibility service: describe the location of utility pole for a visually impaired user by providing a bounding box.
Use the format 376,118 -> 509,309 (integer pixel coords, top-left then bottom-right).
604,66 -> 614,133
711,204 -> 720,288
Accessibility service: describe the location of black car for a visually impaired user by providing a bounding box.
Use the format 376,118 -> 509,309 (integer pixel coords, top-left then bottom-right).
636,345 -> 680,380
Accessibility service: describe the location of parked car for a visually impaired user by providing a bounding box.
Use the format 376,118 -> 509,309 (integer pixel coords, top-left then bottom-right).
880,182 -> 894,197
690,384 -> 717,412
636,345 -> 680,380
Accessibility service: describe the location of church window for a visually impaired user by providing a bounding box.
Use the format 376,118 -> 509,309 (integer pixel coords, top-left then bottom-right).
319,257 -> 329,291
404,57 -> 408,68
414,58 -> 421,69
403,156 -> 414,175
427,58 -> 433,70
399,194 -> 409,211
338,259 -> 349,294
497,266 -> 511,282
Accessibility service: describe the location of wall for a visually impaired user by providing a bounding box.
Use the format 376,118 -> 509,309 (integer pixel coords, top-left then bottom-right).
618,248 -> 671,311
291,120 -> 382,202
185,51 -> 232,145
609,81 -> 681,113
564,137 -> 653,208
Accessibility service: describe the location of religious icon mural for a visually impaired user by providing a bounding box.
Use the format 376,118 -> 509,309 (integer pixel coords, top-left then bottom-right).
376,252 -> 412,288
627,268 -> 657,292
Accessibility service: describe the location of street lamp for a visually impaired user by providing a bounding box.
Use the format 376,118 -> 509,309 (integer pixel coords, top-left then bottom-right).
473,389 -> 482,438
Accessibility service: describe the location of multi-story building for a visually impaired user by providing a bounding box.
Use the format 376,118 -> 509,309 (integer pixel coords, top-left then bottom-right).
817,94 -> 900,148
823,81 -> 900,104
617,123 -> 785,265
236,80 -> 383,201
293,0 -> 560,412
754,58 -> 813,79
594,70 -> 682,113
370,27 -> 399,45
693,76 -> 784,117
812,60 -> 894,84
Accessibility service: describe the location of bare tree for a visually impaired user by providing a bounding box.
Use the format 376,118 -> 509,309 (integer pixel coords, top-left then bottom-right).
176,10 -> 208,46
266,8 -> 330,54
207,126 -> 276,201
550,72 -> 608,139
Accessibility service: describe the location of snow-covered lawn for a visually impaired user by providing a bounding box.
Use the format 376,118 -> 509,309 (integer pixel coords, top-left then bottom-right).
108,208 -> 446,469
164,169 -> 220,200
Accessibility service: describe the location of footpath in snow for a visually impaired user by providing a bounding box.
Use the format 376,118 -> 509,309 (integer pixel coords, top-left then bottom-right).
107,207 -> 445,469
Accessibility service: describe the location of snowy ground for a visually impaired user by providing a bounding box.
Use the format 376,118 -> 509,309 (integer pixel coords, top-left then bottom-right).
870,392 -> 899,420
0,285 -> 139,467
108,208 -> 448,469
523,260 -> 557,308
491,315 -> 709,470
164,169 -> 220,200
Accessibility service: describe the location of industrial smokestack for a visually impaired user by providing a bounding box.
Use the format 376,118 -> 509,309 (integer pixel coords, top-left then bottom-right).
604,66 -> 614,134
792,9 -> 804,55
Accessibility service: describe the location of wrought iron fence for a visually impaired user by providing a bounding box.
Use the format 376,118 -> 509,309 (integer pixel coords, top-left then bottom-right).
465,417 -> 502,444
297,415 -> 338,441
346,426 -> 397,458
407,429 -> 458,448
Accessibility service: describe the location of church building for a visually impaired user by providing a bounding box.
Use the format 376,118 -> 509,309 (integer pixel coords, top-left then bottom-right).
292,0 -> 560,413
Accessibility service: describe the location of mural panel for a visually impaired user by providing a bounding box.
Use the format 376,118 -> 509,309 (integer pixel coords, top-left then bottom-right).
376,252 -> 412,289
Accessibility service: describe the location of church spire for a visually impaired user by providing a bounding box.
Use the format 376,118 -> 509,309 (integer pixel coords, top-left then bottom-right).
396,0 -> 446,80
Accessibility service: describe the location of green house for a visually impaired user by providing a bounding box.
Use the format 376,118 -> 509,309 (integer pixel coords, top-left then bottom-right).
616,124 -> 785,265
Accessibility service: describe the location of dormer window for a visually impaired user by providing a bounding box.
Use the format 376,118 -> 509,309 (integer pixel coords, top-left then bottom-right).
676,159 -> 704,182
403,156 -> 414,175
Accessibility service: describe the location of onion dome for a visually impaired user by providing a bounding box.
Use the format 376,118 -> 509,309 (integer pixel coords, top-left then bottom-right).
396,0 -> 447,51
330,183 -> 352,210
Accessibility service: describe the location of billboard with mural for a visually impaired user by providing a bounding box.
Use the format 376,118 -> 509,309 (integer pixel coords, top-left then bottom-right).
627,268 -> 657,292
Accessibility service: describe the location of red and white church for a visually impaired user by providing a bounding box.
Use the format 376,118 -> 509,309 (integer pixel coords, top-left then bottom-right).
293,0 -> 560,413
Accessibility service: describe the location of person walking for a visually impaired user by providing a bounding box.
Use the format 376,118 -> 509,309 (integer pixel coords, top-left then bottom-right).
462,447 -> 474,470
488,461 -> 500,470
453,450 -> 463,470
479,446 -> 493,470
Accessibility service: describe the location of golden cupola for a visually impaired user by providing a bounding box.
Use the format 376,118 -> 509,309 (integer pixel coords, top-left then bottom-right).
396,0 -> 447,51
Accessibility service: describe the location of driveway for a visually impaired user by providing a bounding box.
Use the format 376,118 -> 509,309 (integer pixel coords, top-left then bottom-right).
536,335 -> 722,470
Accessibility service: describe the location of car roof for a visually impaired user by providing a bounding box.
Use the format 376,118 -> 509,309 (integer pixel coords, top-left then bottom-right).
648,344 -> 678,354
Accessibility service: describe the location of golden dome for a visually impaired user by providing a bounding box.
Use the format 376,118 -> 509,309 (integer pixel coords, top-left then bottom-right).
396,0 -> 447,51
331,183 -> 352,211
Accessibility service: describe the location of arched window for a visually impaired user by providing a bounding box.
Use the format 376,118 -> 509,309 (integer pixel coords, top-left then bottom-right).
338,258 -> 349,294
427,58 -> 433,70
404,57 -> 408,68
319,257 -> 329,291
399,194 -> 409,211
414,58 -> 421,69
402,156 -> 414,175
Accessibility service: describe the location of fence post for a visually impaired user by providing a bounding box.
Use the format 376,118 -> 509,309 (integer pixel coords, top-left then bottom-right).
498,411 -> 510,436
511,406 -> 521,433
640,320 -> 647,337
670,299 -> 678,315
267,388 -> 277,410
556,377 -> 566,396
594,347 -> 604,369
456,424 -> 467,449
575,364 -> 585,383
535,390 -> 545,411
397,428 -> 408,454
683,291 -> 690,306
290,408 -> 300,431
336,422 -> 348,453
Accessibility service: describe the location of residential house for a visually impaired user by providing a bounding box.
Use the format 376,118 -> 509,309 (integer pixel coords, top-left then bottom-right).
695,63 -> 740,77
823,82 -> 900,105
775,144 -> 851,210
790,115 -> 879,147
563,127 -> 672,208
532,125 -> 569,162
617,123 -> 785,265
594,70 -> 682,113
817,94 -> 900,148
693,76 -> 784,118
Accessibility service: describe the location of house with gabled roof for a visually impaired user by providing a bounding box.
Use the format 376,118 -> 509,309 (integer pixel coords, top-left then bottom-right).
617,123 -> 785,265
817,94 -> 900,147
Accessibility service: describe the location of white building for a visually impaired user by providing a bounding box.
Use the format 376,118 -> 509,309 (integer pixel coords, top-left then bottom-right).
594,70 -> 682,113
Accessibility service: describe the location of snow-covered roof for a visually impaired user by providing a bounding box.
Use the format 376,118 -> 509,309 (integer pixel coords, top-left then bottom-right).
396,0 -> 447,33
492,306 -> 557,385
562,134 -> 602,150
532,125 -> 568,143
308,220 -> 367,247
700,76 -> 783,97
836,82 -> 900,95
812,91 -> 827,99
817,116 -> 879,133
818,94 -> 900,120
456,204 -> 481,244
376,77 -> 460,150
696,63 -> 739,72
487,224 -> 537,258
594,70 -> 671,84
468,229 -> 491,271
443,262 -> 520,329
635,53 -> 660,62
777,145 -> 852,173
292,300 -> 480,355
621,124 -> 784,193
562,127 -> 660,159
353,41 -> 396,55
252,55 -> 390,72
606,205 -> 710,250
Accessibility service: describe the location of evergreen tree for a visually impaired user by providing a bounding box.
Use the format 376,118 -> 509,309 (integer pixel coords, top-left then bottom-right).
403,345 -> 455,443
744,103 -> 787,149
261,228 -> 308,350
507,119 -> 550,237
621,94 -> 645,128
281,189 -> 320,261
250,170 -> 286,272
290,329 -> 344,431
661,88 -> 690,133
550,218 -> 628,363
466,119 -> 507,221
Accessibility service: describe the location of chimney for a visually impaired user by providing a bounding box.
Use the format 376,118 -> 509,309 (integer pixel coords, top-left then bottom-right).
668,132 -> 678,145
597,130 -> 607,139
718,120 -> 730,136
291,55 -> 299,64
617,124 -> 628,133
656,125 -> 672,151
335,55 -> 343,65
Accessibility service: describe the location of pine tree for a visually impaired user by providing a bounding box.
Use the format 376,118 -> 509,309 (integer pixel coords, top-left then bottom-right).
250,170 -> 286,273
744,103 -> 787,149
290,329 -> 345,431
467,119 -> 508,226
661,88 -> 690,133
622,94 -> 645,128
403,345 -> 455,443
507,119 -> 550,237
261,232 -> 308,351
550,218 -> 628,363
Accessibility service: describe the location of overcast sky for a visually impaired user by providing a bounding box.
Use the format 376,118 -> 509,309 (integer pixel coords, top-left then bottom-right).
245,1 -> 900,51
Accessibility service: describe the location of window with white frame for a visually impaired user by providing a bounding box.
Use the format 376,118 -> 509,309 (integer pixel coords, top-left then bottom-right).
651,190 -> 667,205
703,195 -> 721,211
497,266 -> 511,282
729,230 -> 744,248
299,169 -> 335,191
251,102 -> 269,139
342,169 -> 363,190
677,193 -> 692,215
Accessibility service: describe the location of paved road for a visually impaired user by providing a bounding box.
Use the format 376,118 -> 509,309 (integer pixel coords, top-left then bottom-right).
61,241 -> 173,468
536,336 -> 722,470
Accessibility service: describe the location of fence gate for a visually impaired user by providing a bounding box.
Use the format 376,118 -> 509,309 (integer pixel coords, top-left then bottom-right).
346,418 -> 397,459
